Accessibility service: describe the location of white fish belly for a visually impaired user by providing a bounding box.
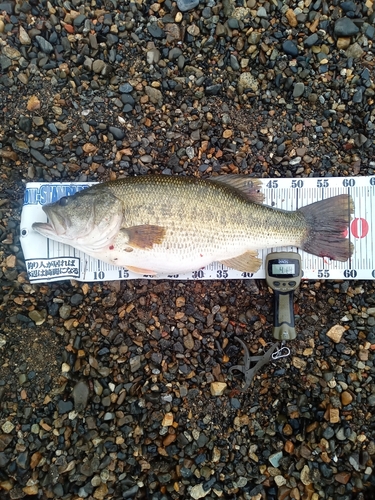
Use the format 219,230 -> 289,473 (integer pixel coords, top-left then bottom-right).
98,246 -> 247,274
91,232 -> 297,274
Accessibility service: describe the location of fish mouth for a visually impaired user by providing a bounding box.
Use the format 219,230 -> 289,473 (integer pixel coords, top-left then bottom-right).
32,208 -> 68,237
32,221 -> 58,237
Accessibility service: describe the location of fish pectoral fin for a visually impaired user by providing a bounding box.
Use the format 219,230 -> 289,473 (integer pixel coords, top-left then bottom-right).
219,251 -> 261,273
210,176 -> 265,204
121,225 -> 166,249
126,265 -> 158,276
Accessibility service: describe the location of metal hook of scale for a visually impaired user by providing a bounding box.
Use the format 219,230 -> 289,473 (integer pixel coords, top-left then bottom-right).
271,345 -> 291,360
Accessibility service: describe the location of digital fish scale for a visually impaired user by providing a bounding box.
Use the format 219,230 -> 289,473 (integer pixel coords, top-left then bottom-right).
266,252 -> 302,341
20,176 -> 375,283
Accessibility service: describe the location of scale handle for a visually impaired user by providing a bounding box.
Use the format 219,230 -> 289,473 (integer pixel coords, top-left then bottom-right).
273,291 -> 296,341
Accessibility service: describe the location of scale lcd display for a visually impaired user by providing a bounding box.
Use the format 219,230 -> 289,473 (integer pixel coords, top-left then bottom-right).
272,263 -> 296,275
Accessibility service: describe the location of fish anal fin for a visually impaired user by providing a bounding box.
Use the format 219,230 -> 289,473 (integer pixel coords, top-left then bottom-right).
210,175 -> 264,204
220,251 -> 261,273
126,265 -> 157,276
122,225 -> 166,249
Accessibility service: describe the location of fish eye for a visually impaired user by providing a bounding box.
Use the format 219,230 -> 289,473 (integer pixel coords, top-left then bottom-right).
59,197 -> 69,206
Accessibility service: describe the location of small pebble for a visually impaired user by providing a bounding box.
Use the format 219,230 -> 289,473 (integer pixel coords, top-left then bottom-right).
293,82 -> 305,97
72,381 -> 90,412
282,40 -> 299,57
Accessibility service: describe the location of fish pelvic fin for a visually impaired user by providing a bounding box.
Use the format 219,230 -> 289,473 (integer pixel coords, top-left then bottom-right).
220,250 -> 262,273
122,225 -> 166,249
299,194 -> 354,261
126,265 -> 157,276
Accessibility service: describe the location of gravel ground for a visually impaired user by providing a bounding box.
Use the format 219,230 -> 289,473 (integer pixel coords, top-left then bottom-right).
1,0 -> 375,499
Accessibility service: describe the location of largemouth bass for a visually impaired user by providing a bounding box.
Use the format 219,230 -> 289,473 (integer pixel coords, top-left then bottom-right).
32,175 -> 354,275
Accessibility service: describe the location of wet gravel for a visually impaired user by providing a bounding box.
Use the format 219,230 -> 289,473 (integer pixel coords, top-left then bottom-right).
1,0 -> 375,499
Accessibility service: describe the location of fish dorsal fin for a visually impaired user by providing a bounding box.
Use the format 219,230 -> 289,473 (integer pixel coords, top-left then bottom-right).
210,176 -> 264,204
219,250 -> 262,273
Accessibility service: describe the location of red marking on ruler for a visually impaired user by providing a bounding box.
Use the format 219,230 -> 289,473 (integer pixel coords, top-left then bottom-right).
351,218 -> 369,239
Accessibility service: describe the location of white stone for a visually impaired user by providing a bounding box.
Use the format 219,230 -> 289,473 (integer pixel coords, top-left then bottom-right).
275,475 -> 287,486
210,382 -> 227,396
326,324 -> 346,343
190,484 -> 211,499
2,421 -> 15,433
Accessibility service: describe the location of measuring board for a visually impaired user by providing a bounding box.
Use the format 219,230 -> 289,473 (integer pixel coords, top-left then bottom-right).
20,176 -> 374,283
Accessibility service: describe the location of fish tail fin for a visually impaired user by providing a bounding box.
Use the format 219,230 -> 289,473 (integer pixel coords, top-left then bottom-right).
299,194 -> 354,261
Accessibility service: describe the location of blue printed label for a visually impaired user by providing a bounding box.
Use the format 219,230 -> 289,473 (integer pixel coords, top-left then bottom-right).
23,184 -> 89,206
